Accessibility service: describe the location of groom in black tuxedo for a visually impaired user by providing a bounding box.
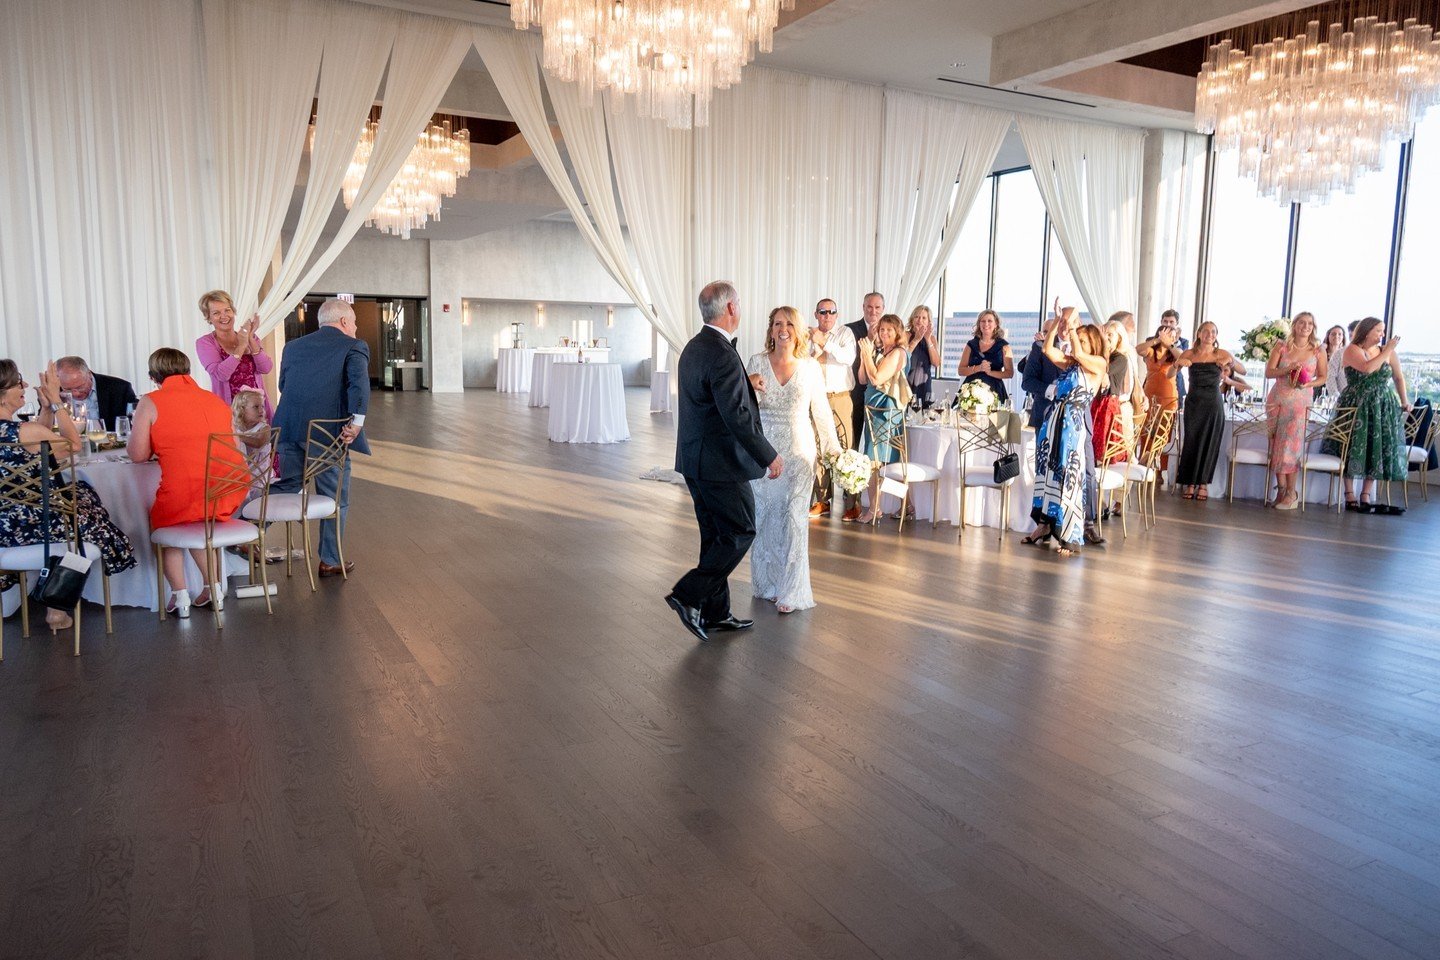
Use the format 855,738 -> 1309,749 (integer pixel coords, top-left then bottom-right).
666,281 -> 782,642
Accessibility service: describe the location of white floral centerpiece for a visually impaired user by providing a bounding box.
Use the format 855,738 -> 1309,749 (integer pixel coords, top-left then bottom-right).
1239,317 -> 1291,363
955,380 -> 999,417
828,448 -> 873,495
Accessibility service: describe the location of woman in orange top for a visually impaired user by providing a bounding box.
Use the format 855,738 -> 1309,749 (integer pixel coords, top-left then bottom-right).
126,347 -> 248,618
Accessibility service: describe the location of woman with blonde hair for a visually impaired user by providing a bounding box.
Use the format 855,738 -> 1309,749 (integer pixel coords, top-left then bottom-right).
905,305 -> 941,407
1265,311 -> 1326,509
957,309 -> 1013,405
743,307 -> 841,611
1175,321 -> 1245,500
195,289 -> 274,421
857,314 -> 911,524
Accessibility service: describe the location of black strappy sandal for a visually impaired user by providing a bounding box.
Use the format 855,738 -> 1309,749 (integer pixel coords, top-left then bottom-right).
1021,525 -> 1053,545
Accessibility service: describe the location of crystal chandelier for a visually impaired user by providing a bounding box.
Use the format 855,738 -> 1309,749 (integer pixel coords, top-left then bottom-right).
319,116 -> 471,239
1196,2 -> 1440,204
509,0 -> 795,129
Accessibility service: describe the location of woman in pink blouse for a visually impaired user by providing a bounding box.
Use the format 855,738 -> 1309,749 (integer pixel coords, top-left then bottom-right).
194,289 -> 274,421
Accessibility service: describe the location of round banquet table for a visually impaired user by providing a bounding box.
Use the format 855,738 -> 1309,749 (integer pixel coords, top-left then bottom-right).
496,347 -> 534,393
547,363 -> 630,444
904,419 -> 1037,532
73,455 -> 249,610
529,348 -> 613,407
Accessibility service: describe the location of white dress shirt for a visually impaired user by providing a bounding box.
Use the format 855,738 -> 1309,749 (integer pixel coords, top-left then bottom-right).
809,324 -> 857,393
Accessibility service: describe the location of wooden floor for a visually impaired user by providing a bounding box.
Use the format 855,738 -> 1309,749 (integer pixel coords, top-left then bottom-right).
2,388 -> 1439,960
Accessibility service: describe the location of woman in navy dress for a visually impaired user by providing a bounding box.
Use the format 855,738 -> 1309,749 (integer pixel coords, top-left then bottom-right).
957,309 -> 1013,405
905,305 -> 940,407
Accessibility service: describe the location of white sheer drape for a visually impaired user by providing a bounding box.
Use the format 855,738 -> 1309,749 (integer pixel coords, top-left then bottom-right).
0,0 -> 212,386
875,90 -> 1011,317
472,27 -> 664,342
1138,129 -> 1207,330
201,0 -> 326,321
604,98 -> 694,353
261,11 -> 471,334
695,68 -> 883,357
1018,116 -> 1145,322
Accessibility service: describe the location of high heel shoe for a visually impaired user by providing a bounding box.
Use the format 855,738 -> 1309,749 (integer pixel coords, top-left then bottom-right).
1021,525 -> 1053,545
166,589 -> 192,619
1083,524 -> 1107,546
193,584 -> 225,612
45,608 -> 73,634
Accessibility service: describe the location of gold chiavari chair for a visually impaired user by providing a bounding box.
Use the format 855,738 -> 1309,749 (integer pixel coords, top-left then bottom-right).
955,408 -> 1022,543
1126,407 -> 1176,529
245,419 -> 351,591
0,439 -> 113,658
1404,406 -> 1436,505
863,404 -> 939,533
1299,407 -> 1359,513
152,433 -> 273,625
1226,411 -> 1273,504
1094,415 -> 1133,538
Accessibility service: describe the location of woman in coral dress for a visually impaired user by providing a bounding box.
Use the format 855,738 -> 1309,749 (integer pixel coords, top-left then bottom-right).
127,348 -> 248,617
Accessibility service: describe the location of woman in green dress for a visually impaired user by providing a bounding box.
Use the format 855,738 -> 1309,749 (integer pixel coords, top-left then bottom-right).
1329,316 -> 1411,513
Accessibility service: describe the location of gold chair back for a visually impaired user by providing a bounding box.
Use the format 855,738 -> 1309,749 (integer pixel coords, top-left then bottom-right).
1307,406 -> 1358,461
0,439 -> 82,548
863,404 -> 907,465
300,419 -> 352,486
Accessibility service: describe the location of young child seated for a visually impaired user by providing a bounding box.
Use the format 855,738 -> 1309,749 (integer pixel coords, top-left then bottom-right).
231,387 -> 272,485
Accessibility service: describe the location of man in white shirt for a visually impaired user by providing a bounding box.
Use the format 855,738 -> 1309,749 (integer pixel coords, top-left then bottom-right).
808,297 -> 857,517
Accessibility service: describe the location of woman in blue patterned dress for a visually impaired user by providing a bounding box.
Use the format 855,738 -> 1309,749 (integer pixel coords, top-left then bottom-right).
1023,308 -> 1111,556
1,360 -> 136,633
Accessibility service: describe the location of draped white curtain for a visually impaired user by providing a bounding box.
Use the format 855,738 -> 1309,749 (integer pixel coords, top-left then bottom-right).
874,90 -> 1011,318
604,98 -> 693,353
0,0 -> 213,387
201,0 -> 326,322
258,9 -> 472,334
1138,129 -> 1208,331
1017,116 -> 1145,323
695,68 -> 883,358
472,27 -> 665,342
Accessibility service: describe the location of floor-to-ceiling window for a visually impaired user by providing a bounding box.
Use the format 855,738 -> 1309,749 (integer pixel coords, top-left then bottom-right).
1392,112 -> 1440,399
1203,149 -> 1292,353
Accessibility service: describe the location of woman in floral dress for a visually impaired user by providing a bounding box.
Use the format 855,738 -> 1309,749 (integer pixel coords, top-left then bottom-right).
1328,316 -> 1411,513
1264,312 -> 1326,510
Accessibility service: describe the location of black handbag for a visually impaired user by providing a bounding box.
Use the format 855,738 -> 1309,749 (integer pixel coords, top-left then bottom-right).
26,443 -> 92,612
992,451 -> 1021,484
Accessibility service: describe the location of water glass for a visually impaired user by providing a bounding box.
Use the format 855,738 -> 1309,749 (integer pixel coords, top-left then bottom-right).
114,416 -> 131,442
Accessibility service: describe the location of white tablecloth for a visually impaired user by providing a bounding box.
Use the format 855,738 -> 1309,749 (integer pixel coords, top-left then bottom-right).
650,370 -> 672,413
547,363 -> 629,444
904,420 -> 1037,532
496,348 -> 534,393
1203,411 -> 1333,504
529,348 -> 612,407
75,456 -> 249,610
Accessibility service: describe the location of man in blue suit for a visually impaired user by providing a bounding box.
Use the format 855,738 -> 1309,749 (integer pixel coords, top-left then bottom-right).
273,299 -> 370,578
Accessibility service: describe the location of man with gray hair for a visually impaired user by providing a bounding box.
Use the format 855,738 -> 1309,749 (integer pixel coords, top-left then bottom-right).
273,298 -> 370,578
666,281 -> 781,642
53,355 -> 138,428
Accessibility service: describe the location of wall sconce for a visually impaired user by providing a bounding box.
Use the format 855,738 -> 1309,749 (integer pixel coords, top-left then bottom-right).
462,301 -> 471,327
535,303 -> 546,327
606,305 -> 615,328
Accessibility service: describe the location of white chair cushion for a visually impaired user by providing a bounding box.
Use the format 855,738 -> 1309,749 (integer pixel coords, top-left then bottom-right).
241,493 -> 337,522
1124,463 -> 1156,482
1304,454 -> 1343,472
1098,467 -> 1127,491
0,541 -> 102,569
1409,445 -> 1428,464
881,463 -> 941,483
961,468 -> 1008,487
1232,448 -> 1269,465
151,519 -> 258,549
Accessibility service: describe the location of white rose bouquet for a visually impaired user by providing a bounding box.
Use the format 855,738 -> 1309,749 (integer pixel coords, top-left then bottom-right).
828,448 -> 873,495
956,380 -> 999,415
1239,317 -> 1291,363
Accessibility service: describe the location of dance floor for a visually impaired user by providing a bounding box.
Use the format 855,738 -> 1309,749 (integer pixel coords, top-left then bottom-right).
2,387 -> 1438,960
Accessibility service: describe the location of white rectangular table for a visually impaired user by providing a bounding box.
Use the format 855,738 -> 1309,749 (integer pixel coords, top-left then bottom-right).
496,347 -> 534,393
529,348 -> 612,407
547,362 -> 630,444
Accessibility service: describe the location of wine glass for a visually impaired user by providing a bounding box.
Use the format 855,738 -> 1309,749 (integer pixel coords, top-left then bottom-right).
85,418 -> 107,455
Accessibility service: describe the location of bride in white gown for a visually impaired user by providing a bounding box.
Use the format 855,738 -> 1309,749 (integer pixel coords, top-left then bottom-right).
745,307 -> 842,612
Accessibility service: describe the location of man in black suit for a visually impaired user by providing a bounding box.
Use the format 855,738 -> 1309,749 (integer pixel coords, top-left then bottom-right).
666,281 -> 782,643
55,356 -> 138,428
842,291 -> 886,521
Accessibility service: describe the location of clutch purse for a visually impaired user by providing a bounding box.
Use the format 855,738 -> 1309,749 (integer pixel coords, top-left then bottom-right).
992,452 -> 1021,484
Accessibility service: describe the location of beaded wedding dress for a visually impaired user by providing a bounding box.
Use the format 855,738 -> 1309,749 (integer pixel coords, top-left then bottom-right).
744,354 -> 842,611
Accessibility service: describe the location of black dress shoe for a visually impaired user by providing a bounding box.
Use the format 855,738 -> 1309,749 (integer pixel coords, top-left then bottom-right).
665,594 -> 709,642
704,616 -> 754,632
